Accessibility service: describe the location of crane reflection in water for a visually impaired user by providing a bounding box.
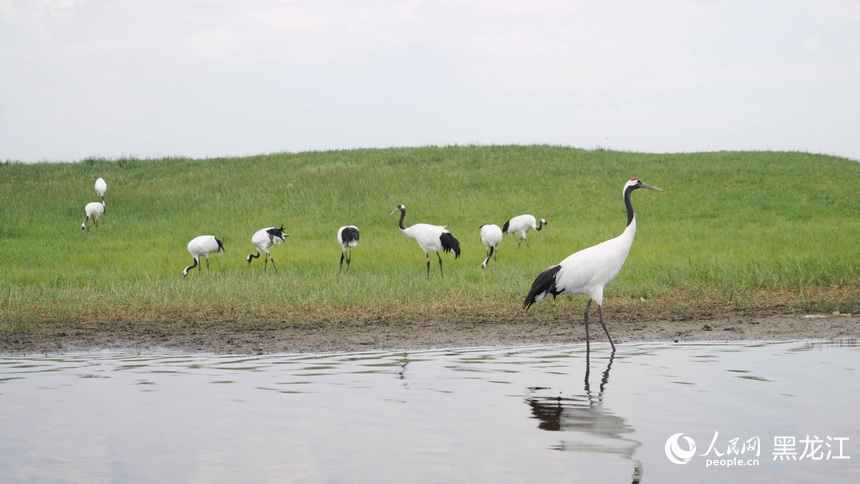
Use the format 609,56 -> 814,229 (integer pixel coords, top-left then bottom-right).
525,351 -> 644,484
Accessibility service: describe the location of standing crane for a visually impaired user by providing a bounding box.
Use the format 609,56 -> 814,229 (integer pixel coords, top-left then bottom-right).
337,225 -> 360,271
479,224 -> 503,269
523,179 -> 661,352
503,214 -> 548,248
183,235 -> 225,276
81,201 -> 105,232
94,177 -> 107,202
247,226 -> 287,272
390,204 -> 460,278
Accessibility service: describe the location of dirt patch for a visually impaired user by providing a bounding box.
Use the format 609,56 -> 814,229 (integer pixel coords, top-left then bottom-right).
1,312 -> 858,355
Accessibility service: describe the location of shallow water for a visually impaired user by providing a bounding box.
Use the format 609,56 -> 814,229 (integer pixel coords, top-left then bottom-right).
1,340 -> 857,483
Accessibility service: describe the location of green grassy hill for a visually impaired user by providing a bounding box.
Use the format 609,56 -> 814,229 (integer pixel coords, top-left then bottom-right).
1,146 -> 858,329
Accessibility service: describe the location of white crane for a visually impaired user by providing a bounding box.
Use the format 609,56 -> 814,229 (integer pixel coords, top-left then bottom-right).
503,214 -> 548,248
523,178 -> 661,352
247,226 -> 287,272
337,225 -> 360,271
390,204 -> 460,278
479,223 -> 503,269
81,201 -> 105,232
94,177 -> 107,202
183,235 -> 225,276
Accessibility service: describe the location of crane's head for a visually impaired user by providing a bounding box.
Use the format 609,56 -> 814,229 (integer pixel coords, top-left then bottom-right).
625,178 -> 662,194
540,218 -> 548,229
390,204 -> 406,216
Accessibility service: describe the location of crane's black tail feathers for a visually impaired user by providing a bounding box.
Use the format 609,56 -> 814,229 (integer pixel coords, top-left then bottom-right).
440,232 -> 461,259
342,226 -> 360,247
502,219 -> 511,233
523,265 -> 562,309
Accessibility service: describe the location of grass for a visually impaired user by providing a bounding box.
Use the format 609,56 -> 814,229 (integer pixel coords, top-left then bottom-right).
1,145 -> 858,332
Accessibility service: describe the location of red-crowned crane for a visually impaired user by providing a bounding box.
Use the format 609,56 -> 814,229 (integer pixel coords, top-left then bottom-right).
183,235 -> 225,276
81,201 -> 105,232
390,204 -> 460,278
479,223 -> 503,269
247,226 -> 287,272
503,214 -> 548,248
523,178 -> 661,352
94,177 -> 107,202
337,225 -> 360,271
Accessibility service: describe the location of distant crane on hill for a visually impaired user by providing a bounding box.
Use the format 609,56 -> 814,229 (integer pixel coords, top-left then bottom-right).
94,177 -> 107,202
337,225 -> 360,271
390,204 -> 460,278
81,201 -> 105,232
247,226 -> 287,272
183,235 -> 225,276
479,224 -> 503,269
503,214 -> 547,248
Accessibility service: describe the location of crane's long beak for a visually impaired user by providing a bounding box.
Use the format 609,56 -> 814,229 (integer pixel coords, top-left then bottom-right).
642,182 -> 662,192
389,209 -> 400,216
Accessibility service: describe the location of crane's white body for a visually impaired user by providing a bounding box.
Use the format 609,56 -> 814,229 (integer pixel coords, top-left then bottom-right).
503,214 -> 547,248
479,223 -> 503,268
524,179 -> 660,352
94,177 -> 107,200
81,201 -> 105,231
536,219 -> 635,307
248,226 -> 286,271
251,227 -> 285,255
401,222 -> 451,253
337,225 -> 360,271
184,235 -> 224,276
391,204 -> 460,277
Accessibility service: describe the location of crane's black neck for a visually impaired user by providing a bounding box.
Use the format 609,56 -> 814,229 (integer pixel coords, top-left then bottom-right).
397,209 -> 407,230
624,185 -> 636,226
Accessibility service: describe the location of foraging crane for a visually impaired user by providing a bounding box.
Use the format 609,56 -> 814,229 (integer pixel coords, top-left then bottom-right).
479,224 -> 503,269
390,204 -> 460,278
337,225 -> 360,271
94,177 -> 107,202
503,214 -> 548,248
523,179 -> 661,352
247,226 -> 287,272
81,201 -> 105,231
183,235 -> 225,276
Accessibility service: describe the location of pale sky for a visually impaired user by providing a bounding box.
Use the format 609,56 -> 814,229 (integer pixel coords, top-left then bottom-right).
2,0 -> 859,163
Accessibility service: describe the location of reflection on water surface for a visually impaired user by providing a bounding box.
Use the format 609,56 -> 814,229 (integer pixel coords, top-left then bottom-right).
0,340 -> 857,483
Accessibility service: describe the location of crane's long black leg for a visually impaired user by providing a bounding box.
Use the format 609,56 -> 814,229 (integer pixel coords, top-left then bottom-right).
437,252 -> 444,278
525,237 -> 530,248
340,252 -> 345,271
204,257 -> 209,271
583,299 -> 593,353
426,253 -> 431,278
269,255 -> 278,273
597,305 -> 616,352
346,250 -> 352,271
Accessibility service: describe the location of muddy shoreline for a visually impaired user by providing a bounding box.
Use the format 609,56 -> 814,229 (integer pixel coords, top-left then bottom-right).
1,312 -> 858,355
